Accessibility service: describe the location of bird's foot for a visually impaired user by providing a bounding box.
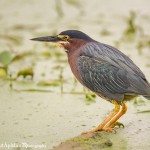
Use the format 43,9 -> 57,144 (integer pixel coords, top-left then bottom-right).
81,128 -> 102,135
102,127 -> 113,132
110,122 -> 124,128
82,127 -> 115,134
100,122 -> 124,133
82,131 -> 93,135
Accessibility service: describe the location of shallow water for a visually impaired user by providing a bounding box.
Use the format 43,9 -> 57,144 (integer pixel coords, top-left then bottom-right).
0,0 -> 150,150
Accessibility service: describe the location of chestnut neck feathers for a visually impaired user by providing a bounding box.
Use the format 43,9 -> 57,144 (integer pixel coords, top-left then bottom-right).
60,38 -> 89,53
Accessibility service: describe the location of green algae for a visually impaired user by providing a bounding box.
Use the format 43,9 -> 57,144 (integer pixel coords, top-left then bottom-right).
0,68 -> 7,78
100,29 -> 112,36
37,80 -> 61,87
84,89 -> 96,105
124,11 -> 137,37
137,110 -> 150,113
65,131 -> 128,150
65,0 -> 81,7
17,68 -> 34,79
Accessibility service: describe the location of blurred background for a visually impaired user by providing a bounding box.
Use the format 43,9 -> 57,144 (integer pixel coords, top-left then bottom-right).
0,0 -> 150,150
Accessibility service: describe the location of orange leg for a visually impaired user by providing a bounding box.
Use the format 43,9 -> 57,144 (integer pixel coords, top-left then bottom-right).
82,101 -> 120,134
102,102 -> 127,132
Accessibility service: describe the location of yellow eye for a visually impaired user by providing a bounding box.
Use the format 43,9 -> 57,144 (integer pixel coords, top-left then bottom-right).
58,35 -> 70,41
63,35 -> 69,40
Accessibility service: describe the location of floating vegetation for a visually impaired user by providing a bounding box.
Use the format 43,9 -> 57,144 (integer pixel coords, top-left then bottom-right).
12,51 -> 35,62
65,0 -> 81,8
100,29 -> 112,36
39,51 -> 52,58
14,88 -> 52,93
17,68 -> 34,79
115,11 -> 148,53
55,0 -> 64,19
62,91 -> 84,95
54,51 -> 64,59
84,88 -> 96,105
133,97 -> 145,105
37,80 -> 61,86
12,24 -> 40,31
124,11 -> 137,36
59,67 -> 64,94
121,11 -> 142,42
9,74 -> 13,91
43,42 -> 58,50
0,67 -> 7,78
136,37 -> 150,54
52,65 -> 63,70
146,64 -> 150,68
0,34 -> 23,45
0,51 -> 13,67
136,110 -> 150,113
60,82 -> 97,105
123,11 -> 138,41
71,78 -> 78,92
0,51 -> 13,76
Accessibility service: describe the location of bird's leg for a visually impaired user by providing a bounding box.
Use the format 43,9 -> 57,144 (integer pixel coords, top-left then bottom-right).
102,102 -> 127,132
82,100 -> 120,134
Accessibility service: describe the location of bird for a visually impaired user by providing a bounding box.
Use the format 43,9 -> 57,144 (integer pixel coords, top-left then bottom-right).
31,30 -> 150,134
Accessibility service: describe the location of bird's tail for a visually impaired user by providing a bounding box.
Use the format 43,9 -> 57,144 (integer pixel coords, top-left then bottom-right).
143,81 -> 150,100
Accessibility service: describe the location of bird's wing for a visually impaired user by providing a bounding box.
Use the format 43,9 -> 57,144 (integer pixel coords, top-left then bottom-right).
77,56 -> 129,101
102,44 -> 146,79
77,55 -> 149,101
82,42 -> 146,80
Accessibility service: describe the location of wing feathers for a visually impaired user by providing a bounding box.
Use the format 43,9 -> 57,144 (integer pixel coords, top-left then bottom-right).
77,55 -> 150,101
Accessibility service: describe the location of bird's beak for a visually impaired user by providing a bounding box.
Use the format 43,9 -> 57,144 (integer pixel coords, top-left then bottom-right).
30,35 -> 61,42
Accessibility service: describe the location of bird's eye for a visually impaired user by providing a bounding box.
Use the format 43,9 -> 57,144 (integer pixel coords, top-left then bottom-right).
63,35 -> 69,40
58,35 -> 70,41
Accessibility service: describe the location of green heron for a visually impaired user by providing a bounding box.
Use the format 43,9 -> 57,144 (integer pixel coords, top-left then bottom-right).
31,30 -> 150,134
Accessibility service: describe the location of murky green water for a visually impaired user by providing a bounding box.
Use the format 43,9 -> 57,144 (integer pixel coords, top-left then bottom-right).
0,0 -> 150,150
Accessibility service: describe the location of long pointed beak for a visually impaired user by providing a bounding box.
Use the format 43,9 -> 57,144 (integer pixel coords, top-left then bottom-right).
30,35 -> 60,42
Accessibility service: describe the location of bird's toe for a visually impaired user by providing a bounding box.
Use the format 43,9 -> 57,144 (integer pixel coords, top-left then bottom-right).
111,122 -> 124,128
102,127 -> 113,132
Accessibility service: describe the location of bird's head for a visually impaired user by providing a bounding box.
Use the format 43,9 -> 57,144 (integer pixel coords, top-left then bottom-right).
31,30 -> 93,52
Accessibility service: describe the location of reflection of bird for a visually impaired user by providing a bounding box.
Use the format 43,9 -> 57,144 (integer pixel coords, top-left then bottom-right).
31,30 -> 150,133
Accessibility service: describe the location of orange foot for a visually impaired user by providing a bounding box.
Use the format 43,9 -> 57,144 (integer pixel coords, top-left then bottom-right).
102,127 -> 113,132
82,127 -> 113,134
102,122 -> 124,133
81,102 -> 127,135
82,128 -> 102,135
